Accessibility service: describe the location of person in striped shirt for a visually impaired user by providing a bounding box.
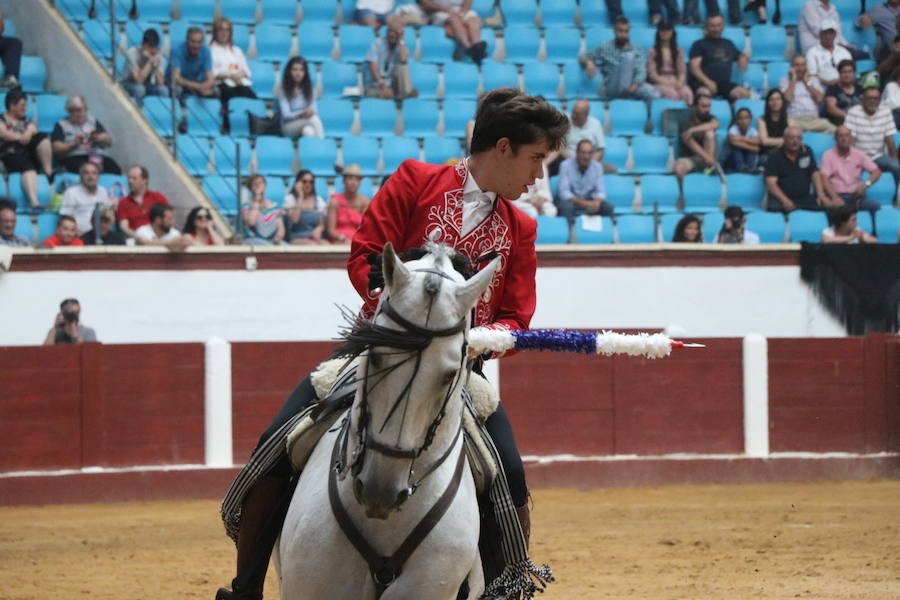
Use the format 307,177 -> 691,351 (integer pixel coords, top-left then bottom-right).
844,86 -> 900,191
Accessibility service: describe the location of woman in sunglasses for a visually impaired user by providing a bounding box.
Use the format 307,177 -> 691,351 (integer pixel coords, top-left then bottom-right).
182,206 -> 225,245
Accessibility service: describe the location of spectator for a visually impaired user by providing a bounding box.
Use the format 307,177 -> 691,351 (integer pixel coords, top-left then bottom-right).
856,0 -> 900,61
121,28 -> 168,107
758,88 -> 789,160
276,57 -> 324,139
820,125 -> 883,212
0,11 -> 23,89
674,94 -> 720,183
821,204 -> 879,242
824,60 -> 863,126
59,162 -> 111,234
764,126 -> 834,211
513,163 -> 556,218
557,140 -> 614,224
876,33 -> 900,79
727,107 -> 761,172
649,0 -> 680,26
799,0 -> 866,57
167,27 -> 216,100
116,164 -> 170,238
547,99 -> 614,174
780,54 -> 834,133
135,203 -> 189,249
283,187 -> 328,245
42,298 -> 97,345
647,22 -> 693,104
354,0 -> 395,29
364,15 -> 417,100
0,199 -> 30,246
80,205 -> 126,246
241,174 -> 285,245
688,14 -> 750,101
672,213 -> 703,242
418,0 -> 488,64
327,165 -> 369,244
844,86 -> 900,188
41,214 -> 85,247
881,60 -> 900,127
806,20 -> 853,87
284,170 -> 327,212
182,206 -> 225,246
210,17 -> 256,133
0,88 -> 53,209
50,95 -> 122,174
580,16 -> 659,102
715,205 -> 761,243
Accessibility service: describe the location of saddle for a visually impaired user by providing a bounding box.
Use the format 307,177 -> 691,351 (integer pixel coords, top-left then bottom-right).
286,357 -> 500,496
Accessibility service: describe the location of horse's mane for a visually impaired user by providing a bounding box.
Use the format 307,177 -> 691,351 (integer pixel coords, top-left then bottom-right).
331,307 -> 433,359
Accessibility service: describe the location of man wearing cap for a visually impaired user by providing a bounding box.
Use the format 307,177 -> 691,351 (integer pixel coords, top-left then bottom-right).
799,0 -> 856,54
806,19 -> 854,87
715,206 -> 760,244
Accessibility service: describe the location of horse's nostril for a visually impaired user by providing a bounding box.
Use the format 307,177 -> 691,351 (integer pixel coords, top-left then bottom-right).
396,488 -> 409,505
354,478 -> 364,500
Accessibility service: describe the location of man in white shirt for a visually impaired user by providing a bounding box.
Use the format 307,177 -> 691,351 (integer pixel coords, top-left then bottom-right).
844,85 -> 900,189
135,203 -> 189,249
59,161 -> 111,234
780,54 -> 835,133
806,19 -> 853,87
546,98 -> 615,174
798,0 -> 851,53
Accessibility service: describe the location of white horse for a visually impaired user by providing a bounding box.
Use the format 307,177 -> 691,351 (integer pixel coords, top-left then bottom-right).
278,242 -> 500,600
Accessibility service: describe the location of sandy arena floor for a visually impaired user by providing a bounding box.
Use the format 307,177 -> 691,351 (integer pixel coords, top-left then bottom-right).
1,479 -> 898,599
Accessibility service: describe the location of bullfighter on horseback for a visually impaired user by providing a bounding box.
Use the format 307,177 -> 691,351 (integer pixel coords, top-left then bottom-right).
216,87 -> 569,600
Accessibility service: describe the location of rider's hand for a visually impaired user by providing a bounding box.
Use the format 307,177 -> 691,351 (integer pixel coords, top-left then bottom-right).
366,251 -> 384,292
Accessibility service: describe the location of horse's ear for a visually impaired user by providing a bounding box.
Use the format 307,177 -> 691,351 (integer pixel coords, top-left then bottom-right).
455,256 -> 499,312
382,242 -> 410,291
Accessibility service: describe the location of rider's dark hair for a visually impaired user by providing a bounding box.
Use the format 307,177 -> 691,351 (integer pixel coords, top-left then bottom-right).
469,88 -> 569,154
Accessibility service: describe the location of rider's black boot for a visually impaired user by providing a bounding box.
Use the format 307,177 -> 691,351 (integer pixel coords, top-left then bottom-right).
215,475 -> 294,600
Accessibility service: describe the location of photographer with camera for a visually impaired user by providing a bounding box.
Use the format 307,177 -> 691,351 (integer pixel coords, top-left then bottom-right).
716,205 -> 761,244
42,298 -> 97,345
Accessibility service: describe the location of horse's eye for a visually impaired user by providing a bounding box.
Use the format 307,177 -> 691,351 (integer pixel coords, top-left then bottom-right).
442,370 -> 457,385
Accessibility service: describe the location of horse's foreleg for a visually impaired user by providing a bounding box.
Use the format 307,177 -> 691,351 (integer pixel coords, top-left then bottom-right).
464,549 -> 484,600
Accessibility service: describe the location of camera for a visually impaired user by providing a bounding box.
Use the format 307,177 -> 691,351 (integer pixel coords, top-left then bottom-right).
62,309 -> 79,324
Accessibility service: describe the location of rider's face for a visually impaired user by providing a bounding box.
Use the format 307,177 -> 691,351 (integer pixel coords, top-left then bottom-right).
495,139 -> 550,199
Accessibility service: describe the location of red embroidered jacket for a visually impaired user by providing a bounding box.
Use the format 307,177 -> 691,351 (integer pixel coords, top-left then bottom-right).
348,158 -> 537,334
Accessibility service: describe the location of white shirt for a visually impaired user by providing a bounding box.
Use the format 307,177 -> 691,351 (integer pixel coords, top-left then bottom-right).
357,0 -> 394,13
566,114 -> 606,156
135,224 -> 182,242
883,82 -> 900,111
513,164 -> 556,218
780,76 -> 824,119
209,43 -> 252,87
59,184 -> 111,234
462,161 -> 496,236
798,1 -> 849,53
805,43 -> 852,84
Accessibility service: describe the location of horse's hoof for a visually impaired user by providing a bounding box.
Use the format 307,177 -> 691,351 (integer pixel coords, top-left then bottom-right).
215,588 -> 262,600
215,589 -> 234,600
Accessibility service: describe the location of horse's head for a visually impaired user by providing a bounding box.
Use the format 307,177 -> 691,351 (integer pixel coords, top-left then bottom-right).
349,242 -> 498,519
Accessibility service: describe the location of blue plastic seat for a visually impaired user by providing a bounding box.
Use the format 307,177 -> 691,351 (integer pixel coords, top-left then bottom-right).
203,175 -> 242,216
732,99 -> 765,121
442,99 -> 477,137
544,26 -> 581,65
7,173 -> 51,208
220,0 -> 258,24
20,57 -> 47,93
418,26 -> 455,64
866,176 -> 897,207
481,60 -> 520,92
746,211 -> 787,243
750,26 -> 790,62
725,173 -> 765,210
382,136 -> 421,172
38,213 -> 58,244
723,26 -> 746,52
442,62 -> 480,99
167,20 -> 191,53
36,95 -> 67,133
177,136 -> 211,175
255,23 -> 294,62
659,212 -> 684,242
604,175 -> 637,213
788,210 -> 828,243
408,62 -> 439,99
609,100 -> 647,136
302,0 -> 338,23
649,99 -> 685,135
402,99 -> 439,137
318,99 -> 355,137
229,97 -> 268,137
682,173 -> 723,212
616,214 -> 656,243
502,0 -> 538,25
700,211 -> 724,242
14,213 -> 33,243
264,177 -> 287,204
503,26 -> 541,64
229,24 -> 252,53
143,97 -> 180,136
213,136 -> 253,175
843,25 -> 877,57
341,136 -> 380,175
338,25 -> 375,62
675,27 -> 703,55
180,0 -> 217,22
296,23 -> 335,63
359,98 -> 398,137
319,61 -> 359,97
630,26 -> 657,51
423,136 -> 462,164
603,137 -> 629,173
255,136 -> 296,176
580,0 -> 610,25
639,174 -> 679,213
523,62 -> 560,98
875,206 -> 900,240
775,0 -> 803,26
562,61 -> 599,99
710,99 -> 732,130
81,20 -> 116,59
298,137 -> 338,175
631,136 -> 671,174
333,175 -> 375,197
262,0 -> 299,24
184,96 -> 222,136
540,0 -> 577,27
574,216 -> 614,243
733,62 -> 764,93
584,26 -> 613,51
765,61 -> 790,91
135,0 -> 173,21
249,60 -> 276,99
803,133 -> 833,162
535,216 -> 569,244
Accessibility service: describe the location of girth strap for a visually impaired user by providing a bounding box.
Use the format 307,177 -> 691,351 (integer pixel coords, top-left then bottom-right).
328,422 -> 467,599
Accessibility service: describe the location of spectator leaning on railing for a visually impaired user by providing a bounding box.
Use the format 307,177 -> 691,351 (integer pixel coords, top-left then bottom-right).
59,161 -> 111,235
116,164 -> 171,238
41,214 -> 84,247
